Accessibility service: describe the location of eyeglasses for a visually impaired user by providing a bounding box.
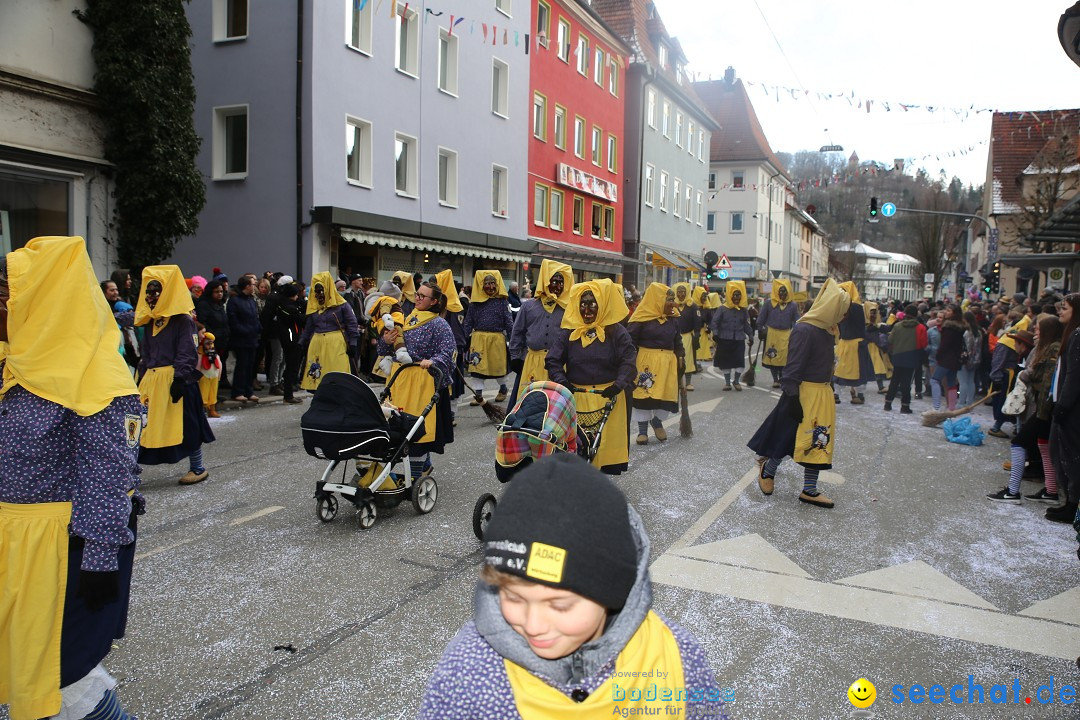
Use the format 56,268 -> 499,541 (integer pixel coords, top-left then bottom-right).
415,292 -> 434,300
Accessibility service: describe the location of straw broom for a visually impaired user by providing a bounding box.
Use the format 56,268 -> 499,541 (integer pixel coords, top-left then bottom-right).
679,362 -> 693,438
920,391 -> 999,427
741,341 -> 761,386
455,367 -> 507,424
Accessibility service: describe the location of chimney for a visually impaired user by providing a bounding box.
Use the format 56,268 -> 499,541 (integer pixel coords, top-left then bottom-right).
724,66 -> 735,84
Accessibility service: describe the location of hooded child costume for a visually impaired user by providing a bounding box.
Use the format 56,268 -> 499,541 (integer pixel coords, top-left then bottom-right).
710,280 -> 754,386
464,270 -> 515,399
757,278 -> 800,384
509,260 -> 573,402
627,283 -> 684,444
299,272 -> 359,391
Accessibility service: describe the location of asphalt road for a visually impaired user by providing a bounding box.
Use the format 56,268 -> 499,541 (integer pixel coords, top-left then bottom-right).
7,366 -> 1080,720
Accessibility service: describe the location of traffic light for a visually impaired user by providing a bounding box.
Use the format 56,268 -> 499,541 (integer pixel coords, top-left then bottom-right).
990,260 -> 1001,293
869,197 -> 879,218
703,251 -> 719,281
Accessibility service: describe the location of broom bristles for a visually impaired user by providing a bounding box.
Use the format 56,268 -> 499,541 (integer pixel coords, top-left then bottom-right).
679,378 -> 693,437
479,397 -> 507,424
920,391 -> 999,427
741,365 -> 756,386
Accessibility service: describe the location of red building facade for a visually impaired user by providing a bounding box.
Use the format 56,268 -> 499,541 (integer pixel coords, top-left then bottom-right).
529,0 -> 629,277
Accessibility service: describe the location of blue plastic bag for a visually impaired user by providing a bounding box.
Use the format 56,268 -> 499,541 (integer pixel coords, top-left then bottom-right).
943,416 -> 984,446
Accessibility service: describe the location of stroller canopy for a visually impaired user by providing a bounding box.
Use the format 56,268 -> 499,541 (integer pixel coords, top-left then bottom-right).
496,381 -> 577,469
301,372 -> 392,460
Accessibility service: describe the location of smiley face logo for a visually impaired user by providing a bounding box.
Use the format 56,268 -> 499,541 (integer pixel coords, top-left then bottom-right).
848,678 -> 876,709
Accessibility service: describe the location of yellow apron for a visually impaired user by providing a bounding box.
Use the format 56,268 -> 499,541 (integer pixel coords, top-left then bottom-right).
868,343 -> 892,378
387,365 -> 437,444
695,328 -> 712,362
301,331 -> 349,391
834,338 -> 862,381
199,375 -> 220,407
468,330 -> 508,377
679,332 -> 696,375
0,501 -> 70,720
794,381 -> 836,467
575,383 -> 628,471
762,327 -> 791,368
516,349 -> 549,402
138,365 -> 183,448
633,347 -> 678,404
504,610 -> 686,719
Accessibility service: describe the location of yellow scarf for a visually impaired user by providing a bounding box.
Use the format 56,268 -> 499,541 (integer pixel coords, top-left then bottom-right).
135,264 -> 194,335
799,278 -> 851,331
723,280 -> 748,309
770,278 -> 793,309
435,269 -> 463,313
535,259 -> 573,313
471,269 -> 508,303
393,271 -> 417,300
629,282 -> 672,324
404,309 -> 440,331
504,610 -> 686,719
672,281 -> 693,309
1,236 -> 138,416
563,279 -> 628,348
306,271 -> 346,315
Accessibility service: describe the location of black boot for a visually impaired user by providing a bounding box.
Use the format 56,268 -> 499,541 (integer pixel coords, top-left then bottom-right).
883,401 -> 892,411
1045,502 -> 1078,524
900,405 -> 913,414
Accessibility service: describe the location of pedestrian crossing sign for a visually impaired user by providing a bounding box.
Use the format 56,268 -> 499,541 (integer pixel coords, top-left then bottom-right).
717,253 -> 732,270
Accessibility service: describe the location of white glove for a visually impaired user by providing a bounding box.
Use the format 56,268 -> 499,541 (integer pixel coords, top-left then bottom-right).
382,313 -> 395,332
395,347 -> 413,364
378,356 -> 393,376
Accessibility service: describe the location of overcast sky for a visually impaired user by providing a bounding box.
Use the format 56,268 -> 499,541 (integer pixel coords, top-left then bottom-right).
661,0 -> 1080,187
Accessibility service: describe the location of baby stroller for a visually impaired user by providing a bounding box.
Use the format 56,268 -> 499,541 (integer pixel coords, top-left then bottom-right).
472,381 -> 619,539
302,365 -> 443,530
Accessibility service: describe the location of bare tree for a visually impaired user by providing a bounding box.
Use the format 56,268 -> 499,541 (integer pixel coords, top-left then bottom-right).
1009,128 -> 1079,251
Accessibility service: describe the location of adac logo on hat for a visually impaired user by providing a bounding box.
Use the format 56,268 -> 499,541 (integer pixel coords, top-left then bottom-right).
526,542 -> 567,583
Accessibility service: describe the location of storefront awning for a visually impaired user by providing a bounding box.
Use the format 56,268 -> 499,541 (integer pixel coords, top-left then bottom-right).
644,246 -> 701,273
532,238 -> 643,271
341,229 -> 533,264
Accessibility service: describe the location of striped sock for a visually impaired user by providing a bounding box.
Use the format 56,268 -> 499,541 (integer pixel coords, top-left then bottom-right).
762,457 -> 781,478
409,454 -> 430,479
803,468 -> 820,494
1008,445 -> 1026,495
1038,440 -> 1057,494
83,688 -> 134,720
724,372 -> 732,385
650,416 -> 664,429
638,422 -> 649,436
188,447 -> 204,474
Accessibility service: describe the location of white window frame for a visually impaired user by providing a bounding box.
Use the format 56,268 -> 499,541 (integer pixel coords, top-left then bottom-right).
550,189 -> 564,231
438,147 -> 458,207
572,196 -> 584,235
590,203 -> 602,239
707,212 -> 716,233
437,28 -> 459,96
684,184 -> 692,222
534,183 -> 549,227
212,104 -> 249,180
644,164 -> 655,207
345,0 -> 373,54
557,18 -> 570,62
394,132 -> 418,197
495,0 -> 511,18
687,120 -> 695,155
395,5 -> 420,77
606,134 -> 617,173
491,58 -> 509,117
536,0 -> 551,47
593,49 -> 604,87
672,178 -> 681,218
492,164 -> 508,217
708,172 -> 717,190
576,35 -> 589,76
608,58 -> 618,96
731,211 -> 744,233
659,171 -> 668,212
696,190 -> 704,225
345,115 -> 373,188
732,170 -> 745,189
603,206 -> 615,242
591,126 -> 602,166
698,130 -> 705,161
675,112 -> 683,148
662,101 -> 671,138
213,0 -> 248,42
647,89 -> 656,129
554,105 -> 567,150
658,43 -> 667,69
574,116 -> 585,159
533,92 -> 547,141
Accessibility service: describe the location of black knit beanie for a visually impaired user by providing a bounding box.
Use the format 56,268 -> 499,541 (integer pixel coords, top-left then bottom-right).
483,454 -> 638,610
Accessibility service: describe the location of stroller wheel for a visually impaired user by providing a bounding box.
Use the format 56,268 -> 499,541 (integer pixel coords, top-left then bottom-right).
357,501 -> 377,530
411,476 -> 438,514
315,493 -> 338,523
472,494 -> 497,540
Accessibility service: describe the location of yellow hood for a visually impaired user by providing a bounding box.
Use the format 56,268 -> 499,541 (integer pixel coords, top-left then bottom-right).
135,264 -> 194,327
770,278 -> 793,307
723,280 -> 748,309
1,236 -> 138,416
672,281 -> 693,308
393,271 -> 417,300
535,259 -> 573,310
692,286 -> 708,307
562,279 -> 629,347
470,269 -> 508,303
707,292 -> 722,309
864,302 -> 880,325
629,282 -> 673,324
799,278 -> 852,331
837,281 -> 861,305
306,271 -> 346,314
435,269 -> 463,313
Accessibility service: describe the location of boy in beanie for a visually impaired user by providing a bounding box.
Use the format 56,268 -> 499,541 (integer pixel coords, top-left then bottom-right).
419,454 -> 726,718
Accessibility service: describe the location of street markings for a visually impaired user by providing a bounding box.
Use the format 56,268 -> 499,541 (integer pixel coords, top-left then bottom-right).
836,560 -> 998,610
668,466 -> 756,552
135,537 -> 195,561
137,506 -> 285,559
231,505 -> 285,526
1019,587 -> 1080,625
675,532 -> 811,578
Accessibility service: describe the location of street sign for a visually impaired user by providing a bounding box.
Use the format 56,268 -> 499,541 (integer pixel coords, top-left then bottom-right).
813,275 -> 828,284
881,202 -> 897,217
718,269 -> 729,280
1049,267 -> 1067,285
988,229 -> 999,261
924,273 -> 935,283
924,283 -> 934,295
819,144 -> 844,152
717,253 -> 732,270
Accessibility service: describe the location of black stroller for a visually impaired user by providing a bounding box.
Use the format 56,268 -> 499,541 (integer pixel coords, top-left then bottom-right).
302,365 -> 443,529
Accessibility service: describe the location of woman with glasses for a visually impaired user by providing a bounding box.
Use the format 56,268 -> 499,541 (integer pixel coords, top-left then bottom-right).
546,279 -> 637,475
464,270 -> 515,405
299,271 -> 359,392
135,264 -> 216,485
379,282 -> 457,480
